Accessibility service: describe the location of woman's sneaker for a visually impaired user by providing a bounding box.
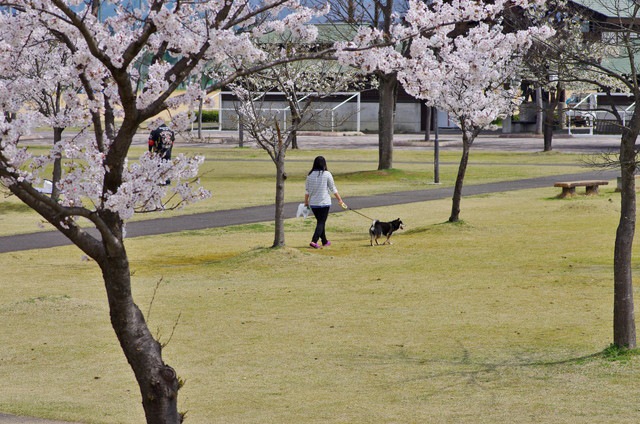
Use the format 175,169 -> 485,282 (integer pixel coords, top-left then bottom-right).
322,241 -> 331,247
309,242 -> 321,249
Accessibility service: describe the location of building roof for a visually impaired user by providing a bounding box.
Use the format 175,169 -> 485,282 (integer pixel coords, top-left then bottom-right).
571,0 -> 639,19
570,1 -> 640,74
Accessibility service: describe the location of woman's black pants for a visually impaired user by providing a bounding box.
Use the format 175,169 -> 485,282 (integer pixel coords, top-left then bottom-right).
310,206 -> 330,244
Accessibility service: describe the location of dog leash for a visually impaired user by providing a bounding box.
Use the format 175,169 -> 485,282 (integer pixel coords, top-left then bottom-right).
347,207 -> 375,221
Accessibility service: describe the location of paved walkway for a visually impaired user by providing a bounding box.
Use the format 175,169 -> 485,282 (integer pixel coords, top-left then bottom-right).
0,131 -> 622,254
0,131 -> 623,423
0,168 -> 620,253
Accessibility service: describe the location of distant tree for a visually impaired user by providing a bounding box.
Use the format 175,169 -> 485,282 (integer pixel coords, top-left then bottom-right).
399,13 -> 552,222
337,0 -> 552,222
4,26 -> 82,200
234,56 -> 359,246
515,1 -> 585,151
195,74 -> 216,140
234,82 -> 309,248
322,0 -> 410,170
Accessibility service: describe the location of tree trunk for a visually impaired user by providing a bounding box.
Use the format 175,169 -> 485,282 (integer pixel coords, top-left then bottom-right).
543,90 -> 558,152
449,128 -> 477,223
197,97 -> 204,140
613,120 -> 639,348
433,110 -> 440,184
100,249 -> 182,423
51,127 -> 64,202
273,157 -> 286,247
535,87 -> 544,135
424,105 -> 431,141
238,116 -> 244,148
99,123 -> 183,422
377,72 -> 398,170
558,86 -> 566,130
291,114 -> 300,150
104,100 -> 116,142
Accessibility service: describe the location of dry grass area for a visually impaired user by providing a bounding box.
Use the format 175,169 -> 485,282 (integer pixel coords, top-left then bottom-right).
1,175 -> 639,423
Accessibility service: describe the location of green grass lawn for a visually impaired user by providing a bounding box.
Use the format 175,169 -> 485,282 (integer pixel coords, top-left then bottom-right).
0,147 -> 589,237
1,152 -> 639,423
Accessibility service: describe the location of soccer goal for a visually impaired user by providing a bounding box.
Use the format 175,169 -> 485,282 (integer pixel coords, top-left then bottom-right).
209,91 -> 361,133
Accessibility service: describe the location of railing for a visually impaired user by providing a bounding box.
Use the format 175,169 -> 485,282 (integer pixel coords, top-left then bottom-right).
564,93 -> 636,135
565,110 -> 595,135
565,93 -> 596,135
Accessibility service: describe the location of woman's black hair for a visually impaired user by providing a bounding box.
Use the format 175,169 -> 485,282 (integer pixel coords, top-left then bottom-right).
308,156 -> 328,175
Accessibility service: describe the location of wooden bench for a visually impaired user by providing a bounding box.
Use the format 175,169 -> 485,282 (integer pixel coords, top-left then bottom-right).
554,180 -> 609,198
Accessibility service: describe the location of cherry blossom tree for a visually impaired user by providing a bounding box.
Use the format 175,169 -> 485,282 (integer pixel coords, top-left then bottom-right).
399,17 -> 553,222
514,1 -> 584,152
0,1 -> 333,422
336,0 -> 552,222
234,82 -> 309,248
323,0 -> 410,170
1,25 -> 81,200
234,55 -> 360,247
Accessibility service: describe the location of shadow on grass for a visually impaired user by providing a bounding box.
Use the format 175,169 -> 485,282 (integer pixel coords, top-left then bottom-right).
403,220 -> 471,236
382,343 -> 640,391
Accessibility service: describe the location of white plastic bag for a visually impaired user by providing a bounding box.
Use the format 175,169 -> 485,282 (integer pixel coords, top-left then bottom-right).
296,203 -> 310,218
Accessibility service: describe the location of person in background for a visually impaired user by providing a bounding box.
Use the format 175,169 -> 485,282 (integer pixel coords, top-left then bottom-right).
148,122 -> 175,160
304,156 -> 347,249
148,122 -> 175,185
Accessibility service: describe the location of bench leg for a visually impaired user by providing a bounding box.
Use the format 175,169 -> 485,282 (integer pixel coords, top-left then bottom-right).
585,185 -> 599,195
559,187 -> 576,198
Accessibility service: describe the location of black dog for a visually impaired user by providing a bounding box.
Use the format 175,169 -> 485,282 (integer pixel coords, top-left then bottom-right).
369,218 -> 404,246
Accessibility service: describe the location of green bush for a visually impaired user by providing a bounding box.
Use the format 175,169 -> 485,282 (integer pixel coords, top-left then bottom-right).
200,110 -> 219,123
601,343 -> 640,362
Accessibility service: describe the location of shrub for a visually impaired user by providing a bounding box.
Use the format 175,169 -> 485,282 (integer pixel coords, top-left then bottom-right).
601,343 -> 640,362
200,110 -> 219,123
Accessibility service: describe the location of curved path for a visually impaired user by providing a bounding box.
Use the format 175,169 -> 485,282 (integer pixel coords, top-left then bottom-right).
1,131 -> 624,254
0,169 -> 620,254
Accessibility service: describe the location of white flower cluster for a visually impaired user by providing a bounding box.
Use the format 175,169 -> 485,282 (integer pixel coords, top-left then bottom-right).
104,153 -> 210,219
259,3 -> 328,44
334,0 -> 554,135
137,62 -> 172,109
402,15 -> 553,131
209,30 -> 268,69
0,113 -> 35,183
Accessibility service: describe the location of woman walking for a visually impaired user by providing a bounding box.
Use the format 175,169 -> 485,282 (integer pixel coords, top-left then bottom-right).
304,156 -> 347,249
